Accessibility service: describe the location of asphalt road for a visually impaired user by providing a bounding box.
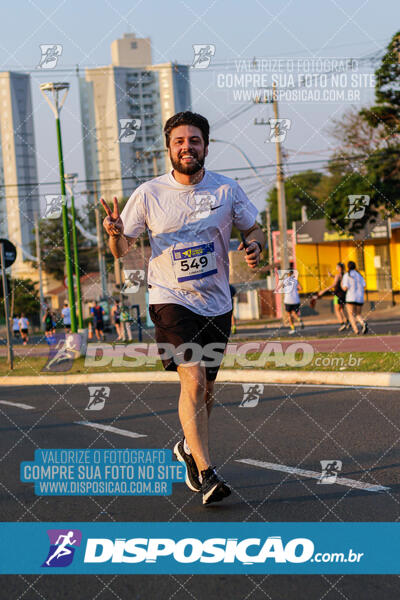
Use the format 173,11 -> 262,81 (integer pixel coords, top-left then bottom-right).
1,382 -> 399,598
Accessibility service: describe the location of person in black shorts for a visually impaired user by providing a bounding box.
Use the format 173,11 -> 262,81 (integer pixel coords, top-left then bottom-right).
101,111 -> 265,505
91,301 -> 105,341
317,262 -> 349,331
43,308 -> 55,339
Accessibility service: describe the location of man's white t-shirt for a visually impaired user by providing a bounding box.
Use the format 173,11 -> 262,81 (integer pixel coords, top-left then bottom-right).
61,307 -> 71,324
13,317 -> 19,331
341,270 -> 365,303
19,317 -> 29,329
283,276 -> 300,305
121,169 -> 258,316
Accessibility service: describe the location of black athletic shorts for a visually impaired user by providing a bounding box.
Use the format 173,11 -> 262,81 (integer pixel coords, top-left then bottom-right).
95,320 -> 104,331
346,301 -> 363,307
285,303 -> 300,313
149,303 -> 232,381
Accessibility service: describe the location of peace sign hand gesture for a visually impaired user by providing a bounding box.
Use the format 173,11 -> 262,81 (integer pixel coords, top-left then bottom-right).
100,197 -> 124,238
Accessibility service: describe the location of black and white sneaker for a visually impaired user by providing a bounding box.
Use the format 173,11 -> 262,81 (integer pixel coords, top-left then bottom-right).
174,440 -> 201,492
201,467 -> 231,505
362,321 -> 368,335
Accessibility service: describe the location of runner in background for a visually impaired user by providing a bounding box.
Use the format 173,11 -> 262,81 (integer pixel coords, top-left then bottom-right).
276,269 -> 304,335
341,261 -> 368,335
12,314 -> 20,340
111,299 -> 123,341
120,303 -> 133,342
91,301 -> 105,341
43,307 -> 54,340
19,313 -> 29,345
61,301 -> 71,333
317,262 -> 350,331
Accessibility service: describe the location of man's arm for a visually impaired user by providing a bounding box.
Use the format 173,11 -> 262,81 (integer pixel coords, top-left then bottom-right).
238,223 -> 266,269
108,233 -> 136,259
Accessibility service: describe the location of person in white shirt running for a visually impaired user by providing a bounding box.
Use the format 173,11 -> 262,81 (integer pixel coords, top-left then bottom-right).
12,315 -> 20,339
18,313 -> 29,345
341,260 -> 368,335
276,269 -> 304,334
61,301 -> 71,333
101,111 -> 265,506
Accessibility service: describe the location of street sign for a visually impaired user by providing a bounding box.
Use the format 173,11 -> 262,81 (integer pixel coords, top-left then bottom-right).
0,239 -> 17,268
63,274 -> 77,288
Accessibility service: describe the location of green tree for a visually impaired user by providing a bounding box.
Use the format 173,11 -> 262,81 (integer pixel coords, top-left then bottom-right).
323,31 -> 400,232
266,170 -> 326,227
30,218 -> 98,281
0,278 -> 39,320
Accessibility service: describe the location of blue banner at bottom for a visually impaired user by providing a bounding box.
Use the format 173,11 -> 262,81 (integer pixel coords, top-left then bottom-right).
0,522 -> 398,574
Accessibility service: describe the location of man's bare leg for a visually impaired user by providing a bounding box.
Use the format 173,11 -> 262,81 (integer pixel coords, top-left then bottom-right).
177,363 -> 210,473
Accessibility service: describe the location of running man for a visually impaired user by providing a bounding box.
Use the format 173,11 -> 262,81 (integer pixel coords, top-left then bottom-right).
101,111 -> 265,505
91,301 -> 105,341
61,301 -> 71,333
18,313 -> 29,345
276,269 -> 304,334
341,260 -> 368,334
12,314 -> 20,339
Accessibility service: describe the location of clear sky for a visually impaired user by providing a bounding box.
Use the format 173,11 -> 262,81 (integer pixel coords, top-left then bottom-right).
1,0 -> 399,213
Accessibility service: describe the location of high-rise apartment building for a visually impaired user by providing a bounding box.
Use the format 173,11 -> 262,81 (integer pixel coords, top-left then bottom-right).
0,71 -> 39,277
79,33 -> 191,200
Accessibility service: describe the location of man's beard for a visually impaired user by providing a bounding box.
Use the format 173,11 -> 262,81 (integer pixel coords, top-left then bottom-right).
170,150 -> 205,175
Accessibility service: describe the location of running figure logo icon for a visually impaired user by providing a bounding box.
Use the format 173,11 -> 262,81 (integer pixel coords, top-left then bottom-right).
267,118 -> 291,143
86,386 -> 110,411
318,460 -> 342,484
42,529 -> 82,567
191,44 -> 216,69
44,195 -> 66,219
121,269 -> 145,293
42,333 -> 81,372
346,195 -> 370,220
37,44 -> 63,69
192,194 -> 217,220
118,118 -> 141,143
240,384 -> 264,408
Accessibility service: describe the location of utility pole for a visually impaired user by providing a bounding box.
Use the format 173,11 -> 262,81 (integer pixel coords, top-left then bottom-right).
0,243 -> 13,369
266,203 -> 272,262
93,180 -> 108,300
34,213 -> 45,329
254,84 -> 289,320
272,82 -> 289,274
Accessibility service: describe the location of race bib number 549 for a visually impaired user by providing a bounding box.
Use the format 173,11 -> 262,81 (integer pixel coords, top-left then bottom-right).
172,242 -> 217,283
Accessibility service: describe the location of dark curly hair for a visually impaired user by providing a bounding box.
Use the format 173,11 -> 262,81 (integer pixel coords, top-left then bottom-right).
164,111 -> 210,148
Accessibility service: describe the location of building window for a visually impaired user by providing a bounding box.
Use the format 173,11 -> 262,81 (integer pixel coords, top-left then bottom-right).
131,42 -> 137,49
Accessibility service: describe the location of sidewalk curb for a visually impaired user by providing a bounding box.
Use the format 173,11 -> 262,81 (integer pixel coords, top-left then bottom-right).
0,370 -> 398,387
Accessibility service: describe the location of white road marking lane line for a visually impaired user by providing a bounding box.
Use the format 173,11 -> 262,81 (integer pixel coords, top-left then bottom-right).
237,459 -> 390,493
0,400 -> 35,410
75,421 -> 147,439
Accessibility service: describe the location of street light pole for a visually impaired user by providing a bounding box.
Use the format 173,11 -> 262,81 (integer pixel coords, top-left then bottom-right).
65,173 -> 83,329
40,82 -> 77,333
34,213 -> 45,329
